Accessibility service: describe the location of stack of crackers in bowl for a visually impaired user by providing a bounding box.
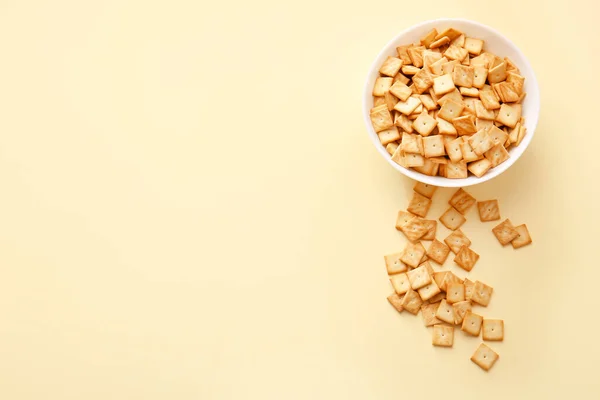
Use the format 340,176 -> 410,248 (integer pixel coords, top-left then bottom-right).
363,19 -> 540,187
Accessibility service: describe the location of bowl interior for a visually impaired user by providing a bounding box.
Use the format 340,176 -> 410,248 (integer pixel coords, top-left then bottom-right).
363,19 -> 540,187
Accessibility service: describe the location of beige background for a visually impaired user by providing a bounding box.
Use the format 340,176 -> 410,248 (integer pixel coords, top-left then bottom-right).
0,0 -> 598,398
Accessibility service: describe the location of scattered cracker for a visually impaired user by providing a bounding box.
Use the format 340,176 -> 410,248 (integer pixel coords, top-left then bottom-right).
400,242 -> 427,268
421,219 -> 437,240
471,281 -> 493,307
444,229 -> 471,254
461,311 -> 483,336
464,278 -> 474,301
482,319 -> 504,341
401,217 -> 429,242
454,246 -> 480,271
421,303 -> 442,326
390,273 -> 410,295
387,293 -> 405,313
440,271 -> 463,292
477,200 -> 501,222
418,278 -> 442,302
407,263 -> 432,290
512,224 -> 532,249
432,324 -> 454,347
492,218 -> 519,245
407,192 -> 432,217
471,343 -> 499,371
384,252 -> 408,275
439,206 -> 466,230
400,287 -> 423,314
446,282 -> 465,304
435,299 -> 455,324
449,188 -> 476,214
452,301 -> 472,325
426,239 -> 450,265
413,182 -> 437,198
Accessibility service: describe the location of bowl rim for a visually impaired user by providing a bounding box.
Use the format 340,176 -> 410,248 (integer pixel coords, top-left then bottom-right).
362,18 -> 540,187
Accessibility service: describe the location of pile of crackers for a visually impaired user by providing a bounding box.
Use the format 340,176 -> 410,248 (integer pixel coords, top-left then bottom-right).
385,183 -> 532,371
370,27 -> 527,179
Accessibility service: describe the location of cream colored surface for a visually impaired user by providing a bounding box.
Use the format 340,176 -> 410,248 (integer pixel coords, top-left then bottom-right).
0,0 -> 598,399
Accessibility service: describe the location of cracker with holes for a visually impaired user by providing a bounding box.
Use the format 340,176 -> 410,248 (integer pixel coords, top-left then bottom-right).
432,325 -> 454,347
446,160 -> 467,179
449,188 -> 476,214
492,218 -> 519,245
446,282 -> 465,304
407,192 -> 432,217
418,279 -> 442,302
413,182 -> 437,198
438,99 -> 464,121
453,65 -> 474,87
464,278 -> 474,300
469,128 -> 494,155
421,302 -> 442,326
421,219 -> 437,240
370,105 -> 394,132
512,224 -> 532,248
407,264 -> 432,290
400,242 -> 427,268
414,113 -> 438,136
395,210 -> 414,230
435,299 -> 455,324
378,127 -> 400,145
390,273 -> 410,295
401,216 -> 429,242
412,68 -> 434,94
454,246 -> 479,271
389,81 -> 413,101
400,287 -> 423,314
496,103 -> 521,128
387,293 -> 405,313
394,96 -> 422,115
477,200 -> 500,222
379,56 -> 403,77
462,310 -> 483,336
433,271 -> 449,290
423,135 -> 445,158
439,206 -> 466,230
433,73 -> 455,96
384,252 -> 408,275
453,300 -> 472,325
482,319 -> 504,341
426,239 -> 450,265
440,271 -> 463,292
444,229 -> 471,254
471,281 -> 493,306
471,343 -> 499,371
468,158 -> 492,177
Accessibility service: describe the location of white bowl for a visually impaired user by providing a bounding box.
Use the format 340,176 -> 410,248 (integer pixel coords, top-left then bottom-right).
362,19 -> 540,187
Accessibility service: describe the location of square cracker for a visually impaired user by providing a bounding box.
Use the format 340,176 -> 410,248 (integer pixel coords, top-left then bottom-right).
386,142 -> 399,156
512,224 -> 532,249
413,182 -> 437,198
471,281 -> 493,307
435,299 -> 455,324
437,117 -> 458,135
496,103 -> 522,128
449,188 -> 476,214
414,113 -> 438,136
384,252 -> 408,275
488,61 -> 507,84
464,278 -> 474,300
492,219 -> 519,245
390,273 -> 410,295
407,192 -> 432,217
438,99 -> 464,122
378,127 -> 400,145
373,77 -> 393,97
446,282 -> 465,304
418,279 -> 441,302
421,219 -> 437,240
444,229 -> 471,254
433,74 -> 455,96
395,112 -> 414,133
488,125 -> 509,146
464,37 -> 483,55
468,158 -> 492,178
401,216 -> 429,241
384,91 -> 399,111
421,303 -> 442,326
472,66 -> 488,89
444,44 -> 468,61
400,241 -> 427,268
462,311 -> 483,336
389,81 -> 413,101
452,65 -> 474,88
471,343 -> 499,371
387,293 -> 404,313
482,319 -> 504,341
460,87 -> 479,97
454,245 -> 480,271
426,239 -> 450,265
412,68 -> 434,94
440,271 -> 463,292
432,324 -> 454,347
401,132 -> 423,154
396,45 -> 412,64
407,46 -> 425,68
453,115 -> 477,136
477,200 -> 501,222
394,96 -> 421,115
395,210 -> 415,231
475,100 -> 496,120
446,160 -> 467,179
370,106 -> 394,132
453,300 -> 472,325
469,128 -> 494,155
400,287 -> 423,314
440,206 -> 466,230
421,29 -> 439,48
433,271 -> 449,290
420,94 -> 437,111
479,88 -> 501,110
435,28 -> 463,41
379,56 -> 403,77
423,135 -> 445,158
460,140 -> 481,162
407,263 -> 432,290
